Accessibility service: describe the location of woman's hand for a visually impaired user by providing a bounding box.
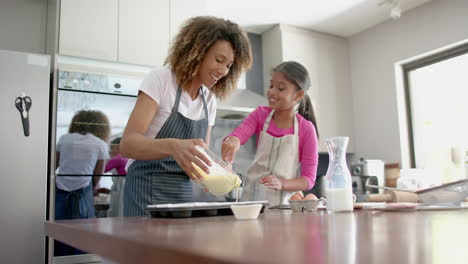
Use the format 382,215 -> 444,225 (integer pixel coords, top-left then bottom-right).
171,139 -> 211,182
221,136 -> 240,163
260,175 -> 283,191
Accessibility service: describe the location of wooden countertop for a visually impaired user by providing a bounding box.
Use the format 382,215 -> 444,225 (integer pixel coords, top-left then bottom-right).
45,209 -> 468,264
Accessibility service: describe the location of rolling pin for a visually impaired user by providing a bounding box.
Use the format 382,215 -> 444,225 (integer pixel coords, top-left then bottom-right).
367,190 -> 420,203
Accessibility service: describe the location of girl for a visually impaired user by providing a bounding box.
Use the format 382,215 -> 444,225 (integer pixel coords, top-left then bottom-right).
120,16 -> 252,216
222,61 -> 319,206
105,137 -> 128,217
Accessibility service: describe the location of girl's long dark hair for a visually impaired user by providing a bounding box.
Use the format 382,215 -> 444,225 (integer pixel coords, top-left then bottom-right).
273,61 -> 319,138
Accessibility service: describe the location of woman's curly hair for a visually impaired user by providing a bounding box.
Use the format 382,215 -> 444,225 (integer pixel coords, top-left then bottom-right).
165,16 -> 252,100
68,110 -> 111,143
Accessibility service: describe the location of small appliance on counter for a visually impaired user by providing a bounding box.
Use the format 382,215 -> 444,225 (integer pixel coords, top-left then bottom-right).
351,158 -> 385,195
351,175 -> 379,201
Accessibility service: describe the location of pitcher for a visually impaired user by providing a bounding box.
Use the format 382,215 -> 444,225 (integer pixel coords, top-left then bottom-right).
325,137 -> 353,212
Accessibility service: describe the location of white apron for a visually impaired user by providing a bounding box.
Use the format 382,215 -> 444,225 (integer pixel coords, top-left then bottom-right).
242,110 -> 300,206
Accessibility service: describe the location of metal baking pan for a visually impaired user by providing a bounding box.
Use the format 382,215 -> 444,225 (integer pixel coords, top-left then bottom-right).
145,201 -> 269,218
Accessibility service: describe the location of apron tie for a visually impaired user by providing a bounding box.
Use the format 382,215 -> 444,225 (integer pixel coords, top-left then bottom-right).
65,188 -> 89,218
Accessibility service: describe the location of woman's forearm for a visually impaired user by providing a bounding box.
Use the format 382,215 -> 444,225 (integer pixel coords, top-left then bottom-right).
120,92 -> 181,161
281,177 -> 309,192
120,132 -> 177,160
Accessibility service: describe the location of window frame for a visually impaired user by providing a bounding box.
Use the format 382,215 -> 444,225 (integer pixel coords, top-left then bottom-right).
401,43 -> 468,168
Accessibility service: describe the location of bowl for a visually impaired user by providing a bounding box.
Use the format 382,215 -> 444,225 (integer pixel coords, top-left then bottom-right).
289,198 -> 324,212
230,204 -> 263,220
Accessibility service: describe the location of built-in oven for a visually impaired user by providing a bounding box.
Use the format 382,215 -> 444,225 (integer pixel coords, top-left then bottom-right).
50,56 -> 151,259
50,60 -> 144,222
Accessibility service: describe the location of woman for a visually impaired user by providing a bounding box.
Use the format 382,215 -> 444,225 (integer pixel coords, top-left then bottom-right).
55,110 -> 110,255
120,16 -> 252,216
222,61 -> 319,206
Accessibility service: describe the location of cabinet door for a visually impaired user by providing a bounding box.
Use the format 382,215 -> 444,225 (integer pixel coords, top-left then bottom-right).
169,0 -> 208,41
59,0 -> 118,61
119,0 -> 170,67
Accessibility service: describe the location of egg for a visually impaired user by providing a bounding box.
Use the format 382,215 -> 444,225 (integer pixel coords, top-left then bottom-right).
295,192 -> 304,198
290,194 -> 303,201
304,193 -> 318,200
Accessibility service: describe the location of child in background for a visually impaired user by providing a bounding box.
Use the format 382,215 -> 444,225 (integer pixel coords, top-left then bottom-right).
105,137 -> 128,175
222,61 -> 319,206
105,137 -> 128,217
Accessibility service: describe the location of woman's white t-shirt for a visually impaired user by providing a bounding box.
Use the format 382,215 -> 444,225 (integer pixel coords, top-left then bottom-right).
126,66 -> 217,169
56,133 -> 109,191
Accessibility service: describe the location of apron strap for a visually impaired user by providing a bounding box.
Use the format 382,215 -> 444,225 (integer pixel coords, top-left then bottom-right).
293,113 -> 299,136
262,110 -> 275,132
64,187 -> 89,217
262,110 -> 299,135
199,87 -> 209,120
172,86 -> 209,121
171,87 -> 183,113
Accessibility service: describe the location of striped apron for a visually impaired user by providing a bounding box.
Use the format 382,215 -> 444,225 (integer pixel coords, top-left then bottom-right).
123,87 -> 208,216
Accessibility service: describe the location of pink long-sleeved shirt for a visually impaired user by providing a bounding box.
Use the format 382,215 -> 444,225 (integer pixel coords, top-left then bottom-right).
105,154 -> 128,175
228,106 -> 318,190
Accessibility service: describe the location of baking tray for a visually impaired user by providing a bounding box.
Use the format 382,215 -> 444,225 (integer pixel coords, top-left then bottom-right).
367,179 -> 468,204
145,201 -> 269,218
415,179 -> 468,204
269,204 -> 327,210
371,202 -> 468,211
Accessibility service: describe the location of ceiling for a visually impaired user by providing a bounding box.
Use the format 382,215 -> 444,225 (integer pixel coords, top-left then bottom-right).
205,0 -> 432,37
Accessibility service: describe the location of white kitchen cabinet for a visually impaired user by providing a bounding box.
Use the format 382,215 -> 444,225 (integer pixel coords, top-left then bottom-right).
169,0 -> 208,41
262,25 -> 355,152
59,0 -> 118,61
119,0 -> 170,67
58,0 -> 211,67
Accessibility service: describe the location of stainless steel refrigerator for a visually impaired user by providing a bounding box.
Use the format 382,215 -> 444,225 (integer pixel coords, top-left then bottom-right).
0,50 -> 50,263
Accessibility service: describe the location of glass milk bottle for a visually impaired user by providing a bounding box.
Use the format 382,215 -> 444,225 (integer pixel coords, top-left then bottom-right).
325,137 -> 353,212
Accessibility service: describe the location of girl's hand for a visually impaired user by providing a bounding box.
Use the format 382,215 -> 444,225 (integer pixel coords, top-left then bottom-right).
171,139 -> 211,182
260,175 -> 283,191
221,136 -> 240,163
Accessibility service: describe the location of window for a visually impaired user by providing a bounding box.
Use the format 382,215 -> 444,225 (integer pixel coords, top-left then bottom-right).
403,44 -> 468,183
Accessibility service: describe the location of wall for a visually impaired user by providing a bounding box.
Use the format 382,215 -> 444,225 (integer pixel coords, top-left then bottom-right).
46,0 -> 60,70
246,33 -> 264,95
0,0 -> 47,54
262,25 -> 354,152
261,25 -> 283,96
349,0 -> 468,165
280,25 -> 354,152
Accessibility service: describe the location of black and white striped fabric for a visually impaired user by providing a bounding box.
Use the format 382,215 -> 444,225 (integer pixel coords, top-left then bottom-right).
123,87 -> 208,216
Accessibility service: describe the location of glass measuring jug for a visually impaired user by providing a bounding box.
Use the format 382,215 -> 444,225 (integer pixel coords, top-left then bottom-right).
191,146 -> 242,196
